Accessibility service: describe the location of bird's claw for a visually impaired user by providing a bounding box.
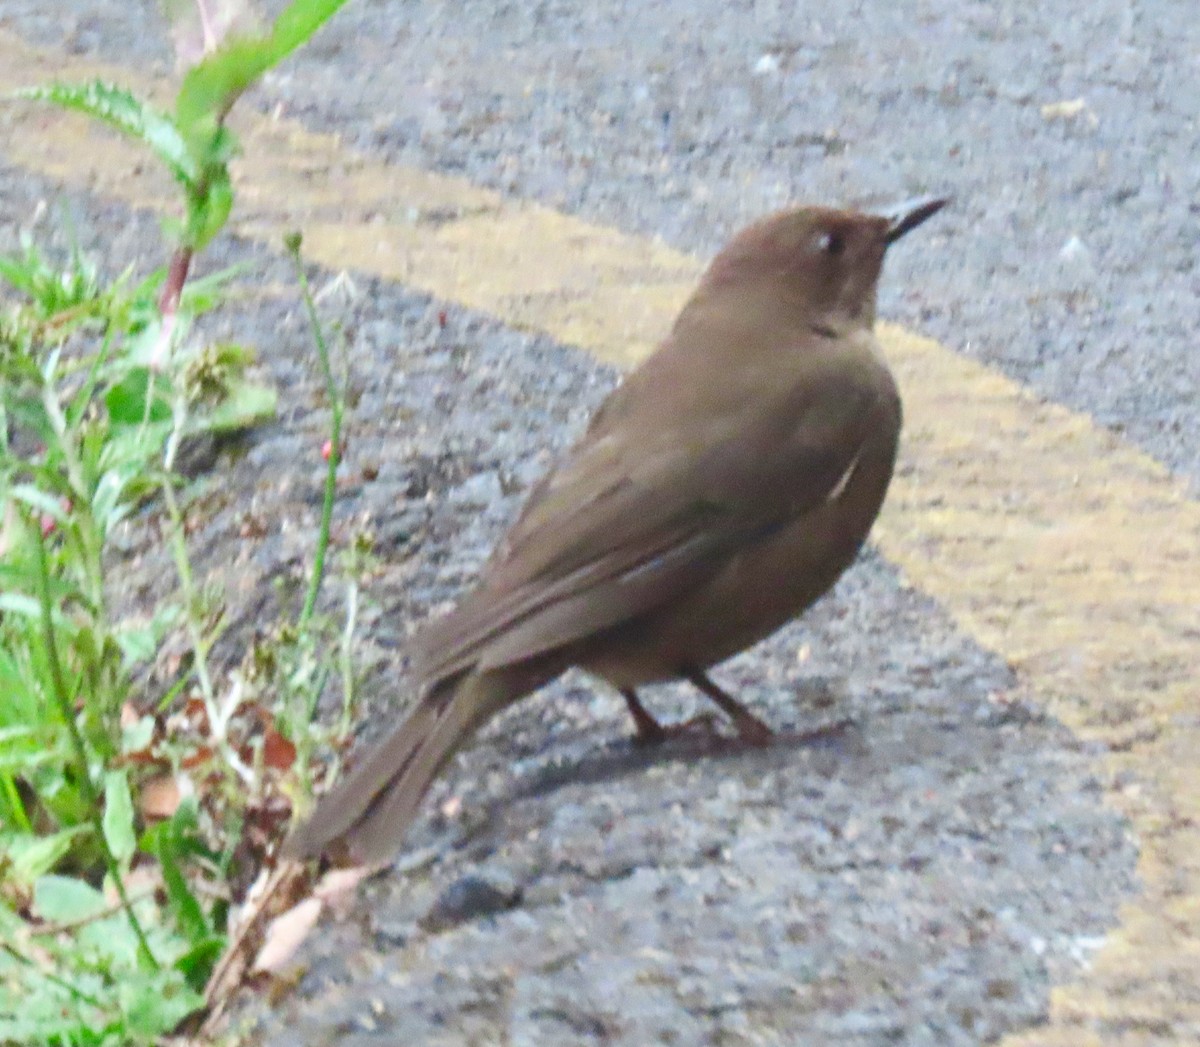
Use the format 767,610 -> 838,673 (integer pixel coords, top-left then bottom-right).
631,711 -> 724,747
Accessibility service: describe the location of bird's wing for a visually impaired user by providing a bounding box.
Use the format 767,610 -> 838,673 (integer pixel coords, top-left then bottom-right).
414,365 -> 888,684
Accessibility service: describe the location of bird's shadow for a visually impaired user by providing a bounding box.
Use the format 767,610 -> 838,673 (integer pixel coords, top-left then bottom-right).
404,718 -> 868,867
505,718 -> 865,806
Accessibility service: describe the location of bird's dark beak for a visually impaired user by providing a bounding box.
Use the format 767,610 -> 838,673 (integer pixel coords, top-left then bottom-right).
881,196 -> 949,244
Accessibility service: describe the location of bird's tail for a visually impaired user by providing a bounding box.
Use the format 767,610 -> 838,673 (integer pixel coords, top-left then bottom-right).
283,666 -> 544,866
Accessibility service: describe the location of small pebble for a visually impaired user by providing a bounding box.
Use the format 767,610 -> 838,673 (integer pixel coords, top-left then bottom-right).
420,871 -> 523,932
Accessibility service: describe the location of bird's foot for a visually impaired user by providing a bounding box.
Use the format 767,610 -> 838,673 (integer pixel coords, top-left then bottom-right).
623,687 -> 720,746
632,709 -> 778,748
631,711 -> 724,747
621,683 -> 774,748
680,668 -> 774,747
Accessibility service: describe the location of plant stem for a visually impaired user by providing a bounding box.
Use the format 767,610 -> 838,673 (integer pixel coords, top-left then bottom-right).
38,361 -> 120,750
160,468 -> 216,715
159,246 -> 193,317
286,239 -> 342,628
338,576 -> 358,735
31,519 -> 158,970
160,396 -> 253,785
40,363 -> 106,619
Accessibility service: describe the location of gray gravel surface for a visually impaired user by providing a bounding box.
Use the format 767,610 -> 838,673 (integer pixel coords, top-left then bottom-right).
1,0 -> 1182,1042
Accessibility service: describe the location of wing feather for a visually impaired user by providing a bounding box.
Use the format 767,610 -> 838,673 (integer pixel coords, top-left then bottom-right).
413,361 -> 886,686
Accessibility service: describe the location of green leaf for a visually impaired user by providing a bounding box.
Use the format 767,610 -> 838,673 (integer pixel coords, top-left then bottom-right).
145,803 -> 209,944
174,0 -> 351,163
0,564 -> 83,608
121,969 -> 204,1038
186,164 -> 234,250
192,378 -> 277,434
180,261 -> 250,314
0,234 -> 99,316
0,651 -> 42,733
0,592 -> 43,620
0,251 -> 33,295
121,315 -> 164,366
99,423 -> 172,478
33,873 -> 107,922
4,389 -> 53,444
2,827 -> 89,884
272,0 -> 354,59
113,624 -> 159,670
7,483 -> 67,522
102,770 -> 137,864
91,467 -> 136,535
14,81 -> 196,187
120,711 -> 156,755
174,934 -> 225,992
104,366 -> 174,425
0,718 -> 72,777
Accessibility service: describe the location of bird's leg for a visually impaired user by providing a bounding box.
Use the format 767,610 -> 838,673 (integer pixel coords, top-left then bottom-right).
620,687 -> 723,746
682,668 -> 775,746
621,688 -> 668,745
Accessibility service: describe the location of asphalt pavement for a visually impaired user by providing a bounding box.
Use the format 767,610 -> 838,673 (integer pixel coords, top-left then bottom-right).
2,1 -> 1196,1043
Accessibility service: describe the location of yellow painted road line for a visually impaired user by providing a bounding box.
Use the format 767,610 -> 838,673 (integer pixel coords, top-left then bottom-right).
2,29 -> 1198,1043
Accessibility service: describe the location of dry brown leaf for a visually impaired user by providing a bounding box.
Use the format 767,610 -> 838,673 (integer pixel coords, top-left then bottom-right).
181,745 -> 216,770
251,897 -> 322,975
314,865 -> 377,920
262,726 -> 297,771
140,774 -> 183,820
202,860 -> 310,1033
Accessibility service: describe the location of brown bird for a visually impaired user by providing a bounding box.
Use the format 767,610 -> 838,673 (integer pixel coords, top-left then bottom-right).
285,197 -> 947,866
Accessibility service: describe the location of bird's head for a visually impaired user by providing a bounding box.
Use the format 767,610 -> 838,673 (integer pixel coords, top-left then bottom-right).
702,197 -> 948,335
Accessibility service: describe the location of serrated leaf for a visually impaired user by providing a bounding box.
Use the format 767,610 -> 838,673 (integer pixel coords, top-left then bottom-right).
15,81 -> 196,188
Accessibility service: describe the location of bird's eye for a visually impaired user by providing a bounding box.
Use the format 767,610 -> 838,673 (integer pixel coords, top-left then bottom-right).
818,231 -> 845,256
